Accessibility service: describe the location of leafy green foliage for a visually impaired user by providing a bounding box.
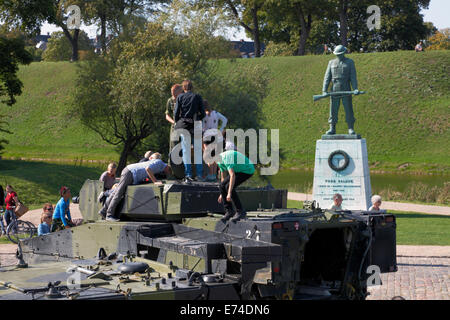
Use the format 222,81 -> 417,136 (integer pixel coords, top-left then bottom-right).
263,41 -> 296,57
25,46 -> 44,62
43,31 -> 93,62
427,28 -> 450,51
196,61 -> 270,130
346,0 -> 431,52
0,0 -> 55,34
73,21 -> 233,171
0,36 -> 33,106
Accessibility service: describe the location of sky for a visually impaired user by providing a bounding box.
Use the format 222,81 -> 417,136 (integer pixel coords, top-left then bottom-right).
40,0 -> 450,39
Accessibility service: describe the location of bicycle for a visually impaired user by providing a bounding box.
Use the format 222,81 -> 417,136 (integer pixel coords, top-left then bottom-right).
1,207 -> 36,244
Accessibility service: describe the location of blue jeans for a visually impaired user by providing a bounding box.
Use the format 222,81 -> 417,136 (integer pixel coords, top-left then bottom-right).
4,209 -> 14,228
180,133 -> 203,178
0,216 -> 6,233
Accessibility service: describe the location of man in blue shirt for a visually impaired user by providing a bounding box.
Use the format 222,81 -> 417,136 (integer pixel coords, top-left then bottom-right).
105,154 -> 171,221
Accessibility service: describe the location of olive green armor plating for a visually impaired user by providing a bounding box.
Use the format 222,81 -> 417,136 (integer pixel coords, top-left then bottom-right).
0,180 -> 396,300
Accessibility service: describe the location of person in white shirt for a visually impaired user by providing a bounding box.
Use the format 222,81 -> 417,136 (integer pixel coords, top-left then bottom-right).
202,100 -> 228,133
202,101 -> 228,181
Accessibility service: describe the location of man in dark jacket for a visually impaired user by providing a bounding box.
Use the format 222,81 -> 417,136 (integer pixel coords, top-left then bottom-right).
174,80 -> 206,182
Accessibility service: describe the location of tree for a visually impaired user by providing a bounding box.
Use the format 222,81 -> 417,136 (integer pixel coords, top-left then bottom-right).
427,28 -> 450,50
73,22 -> 232,173
43,30 -> 92,61
82,0 -> 161,54
0,35 -> 33,153
195,0 -> 265,57
258,0 -> 331,56
0,0 -> 82,61
344,0 -> 431,52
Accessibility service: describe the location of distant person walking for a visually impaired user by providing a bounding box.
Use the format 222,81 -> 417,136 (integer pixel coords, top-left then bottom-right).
52,186 -> 74,231
4,185 -> 19,228
174,80 -> 206,182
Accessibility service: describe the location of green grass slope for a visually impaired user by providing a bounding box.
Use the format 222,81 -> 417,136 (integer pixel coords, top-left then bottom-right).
219,50 -> 450,172
0,62 -> 117,161
0,51 -> 449,172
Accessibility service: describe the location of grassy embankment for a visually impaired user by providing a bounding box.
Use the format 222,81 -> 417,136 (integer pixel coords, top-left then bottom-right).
0,50 -> 449,172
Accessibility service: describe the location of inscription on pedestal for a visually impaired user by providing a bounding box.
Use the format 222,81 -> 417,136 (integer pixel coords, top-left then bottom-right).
313,139 -> 372,210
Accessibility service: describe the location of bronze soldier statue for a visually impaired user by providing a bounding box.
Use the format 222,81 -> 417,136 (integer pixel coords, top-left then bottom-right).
322,45 -> 361,135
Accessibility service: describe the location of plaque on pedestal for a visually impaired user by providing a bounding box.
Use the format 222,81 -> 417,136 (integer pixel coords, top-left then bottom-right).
312,135 -> 372,210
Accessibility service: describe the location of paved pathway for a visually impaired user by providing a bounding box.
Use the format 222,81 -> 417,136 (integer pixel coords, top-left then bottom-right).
367,245 -> 450,300
288,192 -> 450,216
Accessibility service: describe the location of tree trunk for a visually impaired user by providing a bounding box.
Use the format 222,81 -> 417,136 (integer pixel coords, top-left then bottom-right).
251,6 -> 261,57
296,8 -> 312,56
71,29 -> 80,62
339,0 -> 349,47
117,141 -> 132,176
61,26 -> 79,62
100,13 -> 107,53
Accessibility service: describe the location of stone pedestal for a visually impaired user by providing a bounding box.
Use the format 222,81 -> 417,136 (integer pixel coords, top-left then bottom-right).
312,135 -> 372,210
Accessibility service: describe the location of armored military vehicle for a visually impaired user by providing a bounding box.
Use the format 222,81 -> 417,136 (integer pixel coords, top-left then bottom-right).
0,180 -> 396,300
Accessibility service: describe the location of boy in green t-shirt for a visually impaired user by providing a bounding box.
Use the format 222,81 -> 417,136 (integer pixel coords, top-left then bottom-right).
216,150 -> 255,222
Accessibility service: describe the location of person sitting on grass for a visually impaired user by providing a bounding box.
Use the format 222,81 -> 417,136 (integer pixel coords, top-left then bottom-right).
38,211 -> 52,236
369,195 -> 382,212
215,149 -> 255,223
330,193 -> 344,211
104,153 -> 172,222
52,186 -> 75,232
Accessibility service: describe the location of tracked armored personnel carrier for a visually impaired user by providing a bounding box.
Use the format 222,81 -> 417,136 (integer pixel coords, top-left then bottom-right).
0,180 -> 396,300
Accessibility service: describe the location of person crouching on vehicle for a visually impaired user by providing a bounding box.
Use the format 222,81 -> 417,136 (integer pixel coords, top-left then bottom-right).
216,149 -> 255,223
52,186 -> 74,232
105,153 -> 172,222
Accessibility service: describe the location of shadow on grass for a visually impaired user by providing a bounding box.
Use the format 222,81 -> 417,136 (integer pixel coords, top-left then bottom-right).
0,160 -> 103,204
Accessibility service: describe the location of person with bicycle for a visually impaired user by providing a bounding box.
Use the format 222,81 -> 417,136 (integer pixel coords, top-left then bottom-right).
52,187 -> 74,232
4,185 -> 19,229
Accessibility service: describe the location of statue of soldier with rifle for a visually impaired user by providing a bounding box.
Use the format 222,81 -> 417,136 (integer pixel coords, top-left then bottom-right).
314,45 -> 365,135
